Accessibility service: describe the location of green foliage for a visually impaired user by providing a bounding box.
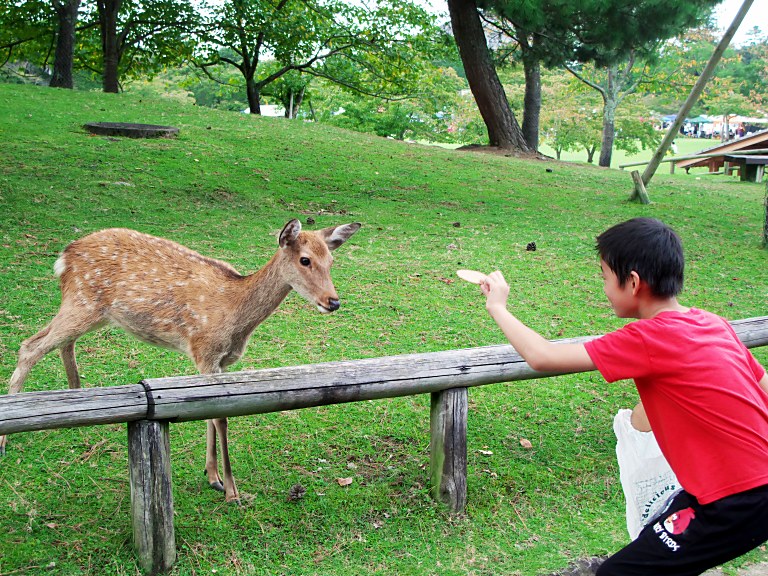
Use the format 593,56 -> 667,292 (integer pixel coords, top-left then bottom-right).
1,84 -> 767,576
76,0 -> 200,86
480,0 -> 721,67
198,0 -> 444,114
0,0 -> 55,72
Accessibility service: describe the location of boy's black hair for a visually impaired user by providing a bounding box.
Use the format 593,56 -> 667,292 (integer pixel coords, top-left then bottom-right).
596,218 -> 684,298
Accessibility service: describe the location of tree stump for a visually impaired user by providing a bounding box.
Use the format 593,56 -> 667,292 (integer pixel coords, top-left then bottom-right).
84,122 -> 179,139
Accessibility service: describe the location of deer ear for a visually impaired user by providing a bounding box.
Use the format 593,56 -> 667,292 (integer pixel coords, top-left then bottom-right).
279,219 -> 302,248
319,223 -> 361,251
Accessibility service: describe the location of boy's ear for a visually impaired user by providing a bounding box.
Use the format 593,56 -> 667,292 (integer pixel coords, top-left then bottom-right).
629,270 -> 642,295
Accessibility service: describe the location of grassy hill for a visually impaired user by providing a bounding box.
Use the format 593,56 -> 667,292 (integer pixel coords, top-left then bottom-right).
0,83 -> 766,575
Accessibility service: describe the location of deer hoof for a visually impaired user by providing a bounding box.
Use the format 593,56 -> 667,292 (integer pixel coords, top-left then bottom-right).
227,497 -> 243,507
209,480 -> 225,492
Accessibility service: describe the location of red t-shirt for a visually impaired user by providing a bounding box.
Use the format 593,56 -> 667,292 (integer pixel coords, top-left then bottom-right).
584,308 -> 768,504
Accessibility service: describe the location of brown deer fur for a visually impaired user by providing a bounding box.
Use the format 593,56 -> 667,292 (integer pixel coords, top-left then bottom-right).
2,219 -> 361,503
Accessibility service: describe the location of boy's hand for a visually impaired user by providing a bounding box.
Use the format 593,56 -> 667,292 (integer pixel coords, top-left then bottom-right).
482,270 -> 510,315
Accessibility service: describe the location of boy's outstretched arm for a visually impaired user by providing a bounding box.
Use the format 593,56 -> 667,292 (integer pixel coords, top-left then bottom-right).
483,270 -> 596,373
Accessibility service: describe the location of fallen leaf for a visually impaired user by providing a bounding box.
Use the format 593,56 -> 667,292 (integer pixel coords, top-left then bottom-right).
478,449 -> 493,455
520,439 -> 533,449
337,477 -> 353,487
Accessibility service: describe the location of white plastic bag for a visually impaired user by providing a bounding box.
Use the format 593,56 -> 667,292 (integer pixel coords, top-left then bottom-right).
613,409 -> 680,540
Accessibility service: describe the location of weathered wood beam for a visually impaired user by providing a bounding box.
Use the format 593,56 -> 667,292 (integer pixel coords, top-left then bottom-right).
1,316 -> 766,436
0,384 -> 146,435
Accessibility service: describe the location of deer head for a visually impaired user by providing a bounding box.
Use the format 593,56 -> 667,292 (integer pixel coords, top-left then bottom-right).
277,219 -> 361,313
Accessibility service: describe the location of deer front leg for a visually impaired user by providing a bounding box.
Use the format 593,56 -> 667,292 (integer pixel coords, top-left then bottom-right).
205,419 -> 225,492
212,417 -> 240,504
195,349 -> 240,504
204,418 -> 240,504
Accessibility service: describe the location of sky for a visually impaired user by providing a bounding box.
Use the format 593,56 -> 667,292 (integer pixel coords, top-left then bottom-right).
715,0 -> 767,45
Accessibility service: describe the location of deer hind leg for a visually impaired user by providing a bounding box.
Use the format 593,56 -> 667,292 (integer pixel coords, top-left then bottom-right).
60,341 -> 81,389
1,309 -> 100,455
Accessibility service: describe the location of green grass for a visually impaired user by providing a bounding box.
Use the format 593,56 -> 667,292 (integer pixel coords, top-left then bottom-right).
539,135 -> 737,170
0,83 -> 767,576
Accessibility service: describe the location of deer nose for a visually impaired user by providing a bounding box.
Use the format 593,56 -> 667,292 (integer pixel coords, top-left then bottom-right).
328,298 -> 340,311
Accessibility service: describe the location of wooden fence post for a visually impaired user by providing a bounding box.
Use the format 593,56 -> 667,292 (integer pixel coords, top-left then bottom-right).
763,182 -> 767,248
128,420 -> 176,575
629,170 -> 651,204
429,388 -> 467,513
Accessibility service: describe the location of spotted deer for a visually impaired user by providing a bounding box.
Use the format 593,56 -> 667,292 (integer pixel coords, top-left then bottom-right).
2,219 -> 361,503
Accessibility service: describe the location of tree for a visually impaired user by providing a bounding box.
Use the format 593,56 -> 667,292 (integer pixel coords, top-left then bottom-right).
565,56 -> 651,167
49,0 -> 82,88
445,0 -> 530,150
462,0 -> 720,154
198,0 -> 439,116
77,0 -> 199,92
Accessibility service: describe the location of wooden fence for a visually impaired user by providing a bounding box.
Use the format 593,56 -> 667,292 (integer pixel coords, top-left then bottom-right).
2,316 -> 768,574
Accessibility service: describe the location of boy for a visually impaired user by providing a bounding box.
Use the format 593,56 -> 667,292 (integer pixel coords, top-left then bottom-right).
480,218 -> 768,575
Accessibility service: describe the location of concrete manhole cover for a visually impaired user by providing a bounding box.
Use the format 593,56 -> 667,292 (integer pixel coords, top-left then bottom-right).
84,122 -> 179,139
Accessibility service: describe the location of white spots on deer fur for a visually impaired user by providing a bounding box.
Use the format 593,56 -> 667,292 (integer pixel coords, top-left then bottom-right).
198,295 -> 206,303
84,272 -> 91,281
54,255 -> 67,277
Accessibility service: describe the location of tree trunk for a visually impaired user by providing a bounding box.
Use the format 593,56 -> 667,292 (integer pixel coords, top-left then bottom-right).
292,87 -> 305,119
446,0 -> 530,151
520,40 -> 541,151
49,0 -> 81,89
599,68 -> 618,168
97,0 -> 121,93
246,79 -> 261,114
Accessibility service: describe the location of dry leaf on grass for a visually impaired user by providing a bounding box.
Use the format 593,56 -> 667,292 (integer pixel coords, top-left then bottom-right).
520,438 -> 533,449
337,477 -> 353,487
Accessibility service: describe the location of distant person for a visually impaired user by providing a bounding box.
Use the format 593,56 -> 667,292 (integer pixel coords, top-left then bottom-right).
476,217 -> 768,575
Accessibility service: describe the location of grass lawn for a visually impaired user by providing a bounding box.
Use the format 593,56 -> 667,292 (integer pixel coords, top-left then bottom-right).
539,135 -> 739,171
0,83 -> 767,576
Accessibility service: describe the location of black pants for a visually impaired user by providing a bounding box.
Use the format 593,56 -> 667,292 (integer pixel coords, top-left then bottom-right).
597,484 -> 768,576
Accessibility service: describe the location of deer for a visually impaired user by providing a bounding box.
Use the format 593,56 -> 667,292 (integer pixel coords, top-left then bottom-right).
1,219 -> 361,504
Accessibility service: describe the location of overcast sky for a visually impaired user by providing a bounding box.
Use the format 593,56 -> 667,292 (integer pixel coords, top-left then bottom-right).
715,0 -> 767,45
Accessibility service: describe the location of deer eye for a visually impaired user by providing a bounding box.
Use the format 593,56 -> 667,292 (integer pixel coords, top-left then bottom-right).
300,257 -> 311,267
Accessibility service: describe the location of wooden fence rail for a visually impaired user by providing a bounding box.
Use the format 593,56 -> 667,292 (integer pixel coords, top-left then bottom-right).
2,316 -> 767,574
